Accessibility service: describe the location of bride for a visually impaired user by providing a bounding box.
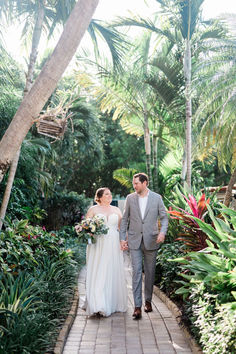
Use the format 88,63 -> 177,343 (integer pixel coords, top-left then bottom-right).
84,187 -> 127,317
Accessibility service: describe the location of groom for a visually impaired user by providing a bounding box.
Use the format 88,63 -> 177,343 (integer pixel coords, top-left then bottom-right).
120,173 -> 168,319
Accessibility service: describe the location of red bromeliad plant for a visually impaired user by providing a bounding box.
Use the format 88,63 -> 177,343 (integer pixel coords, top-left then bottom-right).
168,193 -> 210,251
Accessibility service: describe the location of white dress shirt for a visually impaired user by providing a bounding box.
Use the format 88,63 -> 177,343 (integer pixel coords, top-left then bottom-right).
138,191 -> 149,219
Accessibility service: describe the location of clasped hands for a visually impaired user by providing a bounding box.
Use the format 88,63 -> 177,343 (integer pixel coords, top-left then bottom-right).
120,240 -> 129,251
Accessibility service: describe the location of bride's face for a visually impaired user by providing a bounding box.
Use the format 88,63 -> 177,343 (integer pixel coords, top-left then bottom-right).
100,189 -> 112,205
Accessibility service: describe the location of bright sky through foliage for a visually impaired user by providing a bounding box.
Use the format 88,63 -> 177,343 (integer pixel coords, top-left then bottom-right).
3,0 -> 236,67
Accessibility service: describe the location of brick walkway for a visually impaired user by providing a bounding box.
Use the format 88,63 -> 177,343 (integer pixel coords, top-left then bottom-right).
63,254 -> 192,354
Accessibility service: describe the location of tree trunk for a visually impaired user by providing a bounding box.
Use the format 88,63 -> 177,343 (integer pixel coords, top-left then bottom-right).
184,38 -> 192,190
0,0 -> 99,183
143,112 -> 153,189
181,146 -> 187,183
153,134 -> 158,192
0,149 -> 20,230
0,5 -> 46,229
24,4 -> 45,95
223,167 -> 236,207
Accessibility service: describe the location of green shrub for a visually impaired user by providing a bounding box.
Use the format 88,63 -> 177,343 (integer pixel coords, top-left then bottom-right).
155,242 -> 184,299
43,191 -> 90,230
0,219 -> 72,274
0,220 -> 86,353
190,285 -> 236,354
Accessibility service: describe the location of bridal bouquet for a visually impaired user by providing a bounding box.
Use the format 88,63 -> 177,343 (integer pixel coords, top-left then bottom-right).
75,215 -> 109,244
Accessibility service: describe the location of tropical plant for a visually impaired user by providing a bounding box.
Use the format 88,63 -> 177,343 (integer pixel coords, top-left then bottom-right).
195,29 -> 236,206
0,0 -> 99,203
189,284 -> 236,354
113,168 -> 138,192
168,186 -> 211,251
112,0 -> 225,188
172,205 -> 236,301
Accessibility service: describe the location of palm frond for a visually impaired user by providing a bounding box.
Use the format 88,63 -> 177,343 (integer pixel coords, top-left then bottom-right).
113,168 -> 137,192
87,20 -> 129,72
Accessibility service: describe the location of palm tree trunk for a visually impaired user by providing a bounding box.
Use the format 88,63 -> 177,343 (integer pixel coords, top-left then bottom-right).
184,38 -> 192,189
153,133 -> 158,192
0,0 -> 99,183
181,146 -> 187,183
0,5 -> 45,228
0,149 -> 20,230
224,167 -> 236,207
143,112 -> 153,189
24,4 -> 45,95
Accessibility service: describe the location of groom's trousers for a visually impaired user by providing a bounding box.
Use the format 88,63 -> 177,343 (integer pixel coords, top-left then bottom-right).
130,240 -> 158,307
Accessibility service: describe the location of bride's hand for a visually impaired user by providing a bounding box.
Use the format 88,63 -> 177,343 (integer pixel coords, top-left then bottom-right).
120,240 -> 128,251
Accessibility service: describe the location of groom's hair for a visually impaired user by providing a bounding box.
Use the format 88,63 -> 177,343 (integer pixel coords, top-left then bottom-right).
133,173 -> 149,185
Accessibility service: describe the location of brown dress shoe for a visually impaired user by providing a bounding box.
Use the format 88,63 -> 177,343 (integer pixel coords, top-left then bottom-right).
132,307 -> 142,319
144,301 -> 152,313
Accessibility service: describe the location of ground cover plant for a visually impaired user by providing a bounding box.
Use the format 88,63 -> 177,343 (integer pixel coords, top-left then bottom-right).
0,219 -> 86,353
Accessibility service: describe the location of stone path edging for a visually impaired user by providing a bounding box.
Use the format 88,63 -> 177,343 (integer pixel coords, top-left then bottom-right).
153,287 -> 202,354
54,287 -> 79,354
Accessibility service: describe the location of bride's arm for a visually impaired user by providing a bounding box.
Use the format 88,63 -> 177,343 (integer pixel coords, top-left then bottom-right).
116,207 -> 123,230
86,206 -> 96,218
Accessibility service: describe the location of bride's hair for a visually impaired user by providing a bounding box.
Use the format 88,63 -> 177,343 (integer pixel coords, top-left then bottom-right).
94,187 -> 110,204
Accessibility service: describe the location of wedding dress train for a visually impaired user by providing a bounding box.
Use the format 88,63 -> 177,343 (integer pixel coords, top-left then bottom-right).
85,213 -> 127,317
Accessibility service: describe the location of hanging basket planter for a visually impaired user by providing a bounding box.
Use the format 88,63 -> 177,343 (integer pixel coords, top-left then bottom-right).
36,111 -> 73,140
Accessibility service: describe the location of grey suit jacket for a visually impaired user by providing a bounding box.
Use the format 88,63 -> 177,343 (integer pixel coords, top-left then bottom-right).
119,190 -> 168,250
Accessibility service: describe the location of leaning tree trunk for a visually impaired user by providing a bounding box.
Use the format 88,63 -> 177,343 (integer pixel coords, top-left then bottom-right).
0,0 -> 99,183
143,111 -> 153,189
0,5 -> 45,230
224,167 -> 236,207
0,149 -> 20,229
184,38 -> 192,190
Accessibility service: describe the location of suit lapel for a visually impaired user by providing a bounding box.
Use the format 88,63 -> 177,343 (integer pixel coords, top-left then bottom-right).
134,193 -> 142,220
143,191 -> 153,220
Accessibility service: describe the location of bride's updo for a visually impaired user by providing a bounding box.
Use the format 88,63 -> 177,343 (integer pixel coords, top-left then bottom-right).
94,187 -> 110,204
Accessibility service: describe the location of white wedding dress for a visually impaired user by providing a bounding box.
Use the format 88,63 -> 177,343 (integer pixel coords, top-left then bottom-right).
85,213 -> 127,317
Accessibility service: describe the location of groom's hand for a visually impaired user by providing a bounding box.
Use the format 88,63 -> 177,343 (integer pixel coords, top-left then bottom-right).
156,232 -> 165,244
120,240 -> 128,251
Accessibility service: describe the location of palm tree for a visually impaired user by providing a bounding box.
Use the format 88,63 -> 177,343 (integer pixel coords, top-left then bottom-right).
112,0 -> 224,189
76,31 -> 175,190
0,0 -> 99,184
195,28 -> 236,206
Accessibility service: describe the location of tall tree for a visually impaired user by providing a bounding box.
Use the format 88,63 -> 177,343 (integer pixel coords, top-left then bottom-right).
113,0 -> 224,189
0,0 -> 99,184
76,32 -> 164,189
195,28 -> 236,205
0,0 -> 76,228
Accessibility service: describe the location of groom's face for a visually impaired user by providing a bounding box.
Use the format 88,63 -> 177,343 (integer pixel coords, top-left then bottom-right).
133,177 -> 147,194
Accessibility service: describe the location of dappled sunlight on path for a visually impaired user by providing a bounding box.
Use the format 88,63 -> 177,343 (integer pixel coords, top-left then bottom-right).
63,253 -> 192,354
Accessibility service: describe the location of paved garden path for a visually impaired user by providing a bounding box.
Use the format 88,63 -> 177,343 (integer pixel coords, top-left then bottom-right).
63,254 -> 193,354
